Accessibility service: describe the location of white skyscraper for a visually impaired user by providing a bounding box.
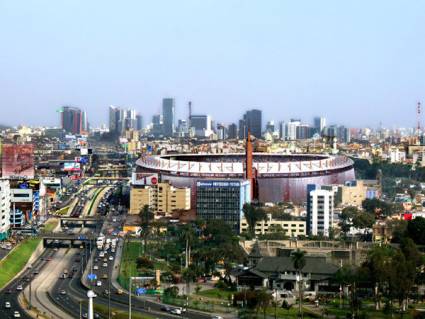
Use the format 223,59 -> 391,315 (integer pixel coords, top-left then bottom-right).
308,188 -> 334,237
286,120 -> 301,140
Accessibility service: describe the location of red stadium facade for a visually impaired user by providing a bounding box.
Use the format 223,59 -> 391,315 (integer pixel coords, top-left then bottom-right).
135,153 -> 355,204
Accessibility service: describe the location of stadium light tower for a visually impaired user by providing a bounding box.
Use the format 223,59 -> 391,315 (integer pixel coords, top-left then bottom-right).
87,290 -> 96,319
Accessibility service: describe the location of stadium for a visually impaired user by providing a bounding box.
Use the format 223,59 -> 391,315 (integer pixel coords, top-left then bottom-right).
135,153 -> 355,204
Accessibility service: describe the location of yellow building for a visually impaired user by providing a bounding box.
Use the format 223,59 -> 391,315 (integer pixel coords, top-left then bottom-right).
240,214 -> 306,237
130,181 -> 190,216
340,180 -> 367,207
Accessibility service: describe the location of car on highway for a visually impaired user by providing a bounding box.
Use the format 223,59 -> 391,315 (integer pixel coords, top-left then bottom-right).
102,274 -> 108,279
211,316 -> 223,319
93,265 -> 99,270
108,255 -> 114,261
16,285 -> 23,291
60,290 -> 67,295
161,305 -> 171,312
96,280 -> 102,287
4,301 -> 11,308
170,308 -> 182,315
13,311 -> 21,317
102,262 -> 108,267
103,257 -> 108,262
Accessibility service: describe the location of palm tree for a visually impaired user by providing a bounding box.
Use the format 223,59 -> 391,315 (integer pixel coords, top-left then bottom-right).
291,249 -> 306,318
139,205 -> 154,255
179,224 -> 195,268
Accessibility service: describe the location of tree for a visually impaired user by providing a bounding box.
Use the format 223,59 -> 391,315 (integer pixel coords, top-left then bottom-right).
256,289 -> 272,319
291,249 -> 306,318
339,206 -> 358,237
139,205 -> 154,254
407,217 -> 425,245
352,212 -> 375,229
179,224 -> 196,268
243,203 -> 266,235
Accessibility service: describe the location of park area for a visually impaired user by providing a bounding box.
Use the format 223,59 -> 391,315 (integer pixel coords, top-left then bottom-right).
0,238 -> 41,289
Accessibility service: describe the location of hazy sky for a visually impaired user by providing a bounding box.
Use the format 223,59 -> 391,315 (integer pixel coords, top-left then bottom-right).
1,0 -> 425,128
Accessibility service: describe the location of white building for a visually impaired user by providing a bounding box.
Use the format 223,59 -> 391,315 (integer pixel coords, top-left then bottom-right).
389,147 -> 406,163
308,189 -> 334,237
286,120 -> 300,140
0,181 -> 11,240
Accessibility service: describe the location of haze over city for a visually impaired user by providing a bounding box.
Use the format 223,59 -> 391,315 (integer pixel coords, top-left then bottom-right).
1,0 -> 425,128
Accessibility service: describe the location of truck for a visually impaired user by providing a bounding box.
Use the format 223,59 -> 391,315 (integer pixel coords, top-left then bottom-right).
96,235 -> 105,250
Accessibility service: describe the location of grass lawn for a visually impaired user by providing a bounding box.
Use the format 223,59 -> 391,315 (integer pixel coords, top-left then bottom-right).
117,240 -> 144,290
54,205 -> 70,216
0,238 -> 41,289
196,288 -> 234,300
43,218 -> 59,233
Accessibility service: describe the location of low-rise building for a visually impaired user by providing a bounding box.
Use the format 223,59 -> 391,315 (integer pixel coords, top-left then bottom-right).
240,214 -> 306,237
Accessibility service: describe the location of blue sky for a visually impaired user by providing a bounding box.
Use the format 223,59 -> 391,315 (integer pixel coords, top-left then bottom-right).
1,0 -> 425,128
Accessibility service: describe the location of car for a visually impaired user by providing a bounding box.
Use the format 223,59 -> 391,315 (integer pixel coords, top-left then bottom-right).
16,285 -> 23,291
103,257 -> 108,262
102,262 -> 108,267
93,265 -> 99,270
170,308 -> 182,315
13,311 -> 21,318
96,281 -> 102,287
4,301 -> 11,308
5,289 -> 12,294
82,313 -> 88,319
60,290 -> 67,295
211,316 -> 223,319
108,256 -> 113,261
103,289 -> 110,296
116,289 -> 123,295
102,274 -> 108,279
161,305 -> 171,312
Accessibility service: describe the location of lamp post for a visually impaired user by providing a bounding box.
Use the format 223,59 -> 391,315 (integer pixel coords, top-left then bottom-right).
87,290 -> 96,319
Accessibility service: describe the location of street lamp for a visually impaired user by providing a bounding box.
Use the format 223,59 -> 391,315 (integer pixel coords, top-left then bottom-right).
87,290 -> 96,319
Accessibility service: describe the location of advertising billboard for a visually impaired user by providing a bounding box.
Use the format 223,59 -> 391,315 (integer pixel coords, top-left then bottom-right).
63,162 -> 81,172
131,173 -> 158,186
2,144 -> 35,179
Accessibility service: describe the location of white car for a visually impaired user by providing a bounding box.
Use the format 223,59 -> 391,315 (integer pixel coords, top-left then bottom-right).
4,301 -> 11,308
96,281 -> 102,287
102,262 -> 108,268
171,308 -> 182,315
93,265 -> 99,270
108,256 -> 113,261
16,285 -> 23,291
13,311 -> 21,318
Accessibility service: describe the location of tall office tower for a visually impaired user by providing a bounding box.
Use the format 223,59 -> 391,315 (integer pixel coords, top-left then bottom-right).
307,185 -> 334,237
216,123 -> 226,140
0,180 -> 11,240
227,123 -> 238,139
151,114 -> 163,137
61,106 -> 83,134
176,119 -> 188,137
196,180 -> 251,233
278,121 -> 286,140
296,124 -> 312,140
109,105 -> 120,134
162,98 -> 175,137
286,119 -> 301,140
136,114 -> 143,131
81,111 -> 88,132
313,116 -> 326,134
190,115 -> 213,138
239,109 -> 262,139
265,120 -> 275,133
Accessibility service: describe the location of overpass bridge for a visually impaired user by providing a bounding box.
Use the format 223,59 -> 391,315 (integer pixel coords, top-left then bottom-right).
41,233 -> 97,248
60,216 -> 101,228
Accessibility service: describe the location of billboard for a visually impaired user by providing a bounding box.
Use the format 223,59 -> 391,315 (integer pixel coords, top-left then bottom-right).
131,173 -> 158,186
63,162 -> 81,172
2,144 -> 35,179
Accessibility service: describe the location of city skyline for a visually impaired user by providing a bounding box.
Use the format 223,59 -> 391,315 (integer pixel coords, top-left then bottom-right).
1,1 -> 425,128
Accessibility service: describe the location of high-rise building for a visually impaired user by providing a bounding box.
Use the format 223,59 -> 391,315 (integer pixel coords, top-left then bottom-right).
265,121 -> 275,134
162,98 -> 175,137
278,121 -> 286,140
313,117 -> 326,134
0,180 -> 10,240
323,125 -> 351,143
239,109 -> 262,139
136,114 -> 143,131
307,185 -> 334,237
109,105 -> 139,136
130,181 -> 190,216
296,124 -> 312,140
196,180 -> 251,233
227,123 -> 238,139
190,115 -> 213,138
151,114 -> 163,137
286,119 -> 301,140
61,106 -> 84,134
